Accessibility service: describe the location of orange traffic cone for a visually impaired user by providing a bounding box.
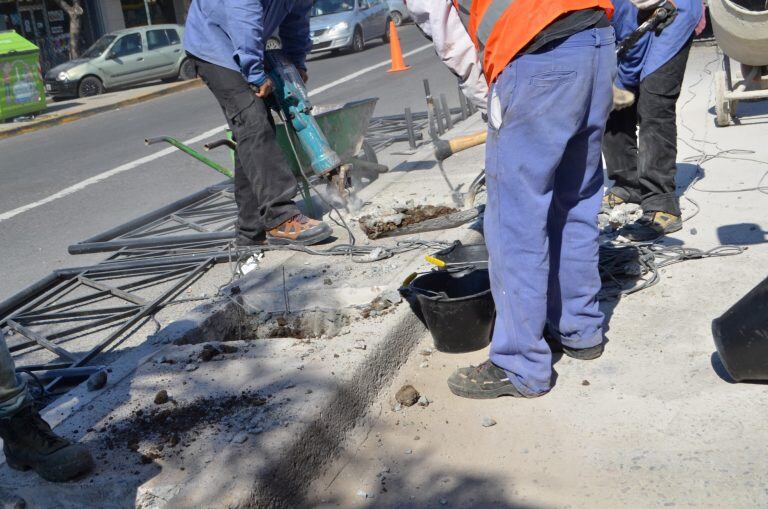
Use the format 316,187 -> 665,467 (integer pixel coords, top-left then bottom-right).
387,21 -> 411,73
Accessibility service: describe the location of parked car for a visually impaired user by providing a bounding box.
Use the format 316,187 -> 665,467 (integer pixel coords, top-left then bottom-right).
44,24 -> 195,99
387,0 -> 412,26
310,0 -> 391,54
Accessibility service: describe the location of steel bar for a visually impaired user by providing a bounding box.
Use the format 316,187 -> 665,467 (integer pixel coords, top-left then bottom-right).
457,85 -> 468,120
15,362 -> 73,372
6,320 -> 77,362
77,276 -> 148,305
72,183 -> 231,247
27,366 -> 106,381
404,107 -> 417,149
44,257 -> 215,391
69,231 -> 235,255
434,98 -> 445,136
440,94 -> 453,130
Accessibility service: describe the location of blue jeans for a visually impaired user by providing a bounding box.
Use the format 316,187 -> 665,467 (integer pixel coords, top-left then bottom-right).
0,331 -> 28,417
484,27 -> 616,397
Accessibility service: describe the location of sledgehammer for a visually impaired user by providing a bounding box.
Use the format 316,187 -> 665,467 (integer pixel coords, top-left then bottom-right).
433,130 -> 487,162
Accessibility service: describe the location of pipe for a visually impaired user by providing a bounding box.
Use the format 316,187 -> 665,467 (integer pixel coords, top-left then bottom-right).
145,137 -> 234,178
69,231 -> 236,255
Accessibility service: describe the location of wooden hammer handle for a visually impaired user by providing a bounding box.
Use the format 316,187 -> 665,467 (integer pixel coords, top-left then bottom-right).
434,131 -> 488,161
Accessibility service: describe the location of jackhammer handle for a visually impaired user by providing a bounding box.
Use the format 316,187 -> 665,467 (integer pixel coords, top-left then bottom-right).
204,139 -> 237,151
434,131 -> 488,162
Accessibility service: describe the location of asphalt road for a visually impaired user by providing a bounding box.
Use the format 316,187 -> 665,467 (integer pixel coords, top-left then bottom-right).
0,25 -> 463,301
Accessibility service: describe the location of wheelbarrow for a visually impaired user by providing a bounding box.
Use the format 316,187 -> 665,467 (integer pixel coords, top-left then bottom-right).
146,97 -> 385,215
709,0 -> 768,126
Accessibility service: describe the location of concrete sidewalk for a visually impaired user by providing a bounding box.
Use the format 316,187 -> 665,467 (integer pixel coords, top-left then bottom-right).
306,45 -> 768,508
1,43 -> 766,509
0,79 -> 201,140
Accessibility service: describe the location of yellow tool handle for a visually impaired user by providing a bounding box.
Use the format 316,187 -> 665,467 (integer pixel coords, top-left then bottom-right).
434,131 -> 488,162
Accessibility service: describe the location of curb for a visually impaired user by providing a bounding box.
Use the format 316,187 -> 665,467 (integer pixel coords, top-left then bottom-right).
0,79 -> 203,140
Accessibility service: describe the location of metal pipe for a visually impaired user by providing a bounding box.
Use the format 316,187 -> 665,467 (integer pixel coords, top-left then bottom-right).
434,99 -> 445,136
440,94 -> 453,130
457,85 -> 468,121
22,366 -> 106,381
69,231 -> 236,255
0,272 -> 60,319
145,137 -> 234,178
72,183 -> 232,247
404,107 -> 417,149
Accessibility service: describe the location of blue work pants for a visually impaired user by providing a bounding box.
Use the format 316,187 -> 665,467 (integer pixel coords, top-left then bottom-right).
484,27 -> 616,396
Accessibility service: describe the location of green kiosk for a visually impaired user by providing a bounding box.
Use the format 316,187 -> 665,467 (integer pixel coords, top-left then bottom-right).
0,31 -> 46,122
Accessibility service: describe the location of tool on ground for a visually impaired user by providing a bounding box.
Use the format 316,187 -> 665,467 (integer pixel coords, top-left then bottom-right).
616,1 -> 678,58
374,206 -> 483,239
433,130 -> 487,162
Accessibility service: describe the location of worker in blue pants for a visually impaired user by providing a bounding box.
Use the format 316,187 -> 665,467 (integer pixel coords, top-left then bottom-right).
480,29 -> 616,397
410,0 -> 616,398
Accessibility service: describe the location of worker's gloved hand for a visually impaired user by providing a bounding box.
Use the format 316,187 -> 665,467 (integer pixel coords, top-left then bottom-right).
653,0 -> 678,33
612,84 -> 636,111
635,0 -> 678,33
630,0 -> 664,9
252,78 -> 274,98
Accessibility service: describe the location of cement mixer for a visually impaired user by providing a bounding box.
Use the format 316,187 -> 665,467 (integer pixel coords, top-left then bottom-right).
709,0 -> 768,126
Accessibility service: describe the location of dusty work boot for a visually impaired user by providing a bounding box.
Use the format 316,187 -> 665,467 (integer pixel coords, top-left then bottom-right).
267,214 -> 332,246
447,360 -> 537,399
620,211 -> 682,242
601,192 -> 626,213
544,329 -> 604,360
0,404 -> 94,482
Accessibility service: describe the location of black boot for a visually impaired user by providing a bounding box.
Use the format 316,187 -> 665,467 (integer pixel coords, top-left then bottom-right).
0,404 -> 93,482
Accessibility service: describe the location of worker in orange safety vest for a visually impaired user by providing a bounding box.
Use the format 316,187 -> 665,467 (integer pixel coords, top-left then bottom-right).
409,0 -> 617,398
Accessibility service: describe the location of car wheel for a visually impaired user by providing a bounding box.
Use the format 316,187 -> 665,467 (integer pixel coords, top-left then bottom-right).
391,10 -> 403,26
178,59 -> 197,80
78,76 -> 103,98
351,27 -> 365,52
383,18 -> 391,43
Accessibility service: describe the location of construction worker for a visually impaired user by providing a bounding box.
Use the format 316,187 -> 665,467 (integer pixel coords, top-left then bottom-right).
410,0 -> 617,398
183,0 -> 333,247
0,331 -> 93,481
603,0 -> 704,241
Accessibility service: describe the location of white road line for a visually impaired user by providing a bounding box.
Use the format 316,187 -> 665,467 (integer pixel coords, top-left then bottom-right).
0,42 -> 434,224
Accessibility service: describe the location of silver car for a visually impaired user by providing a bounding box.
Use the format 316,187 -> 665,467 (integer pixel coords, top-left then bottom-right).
387,0 -> 412,26
44,24 -> 195,99
310,0 -> 391,54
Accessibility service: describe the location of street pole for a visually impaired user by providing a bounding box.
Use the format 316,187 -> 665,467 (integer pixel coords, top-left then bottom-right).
144,0 -> 152,25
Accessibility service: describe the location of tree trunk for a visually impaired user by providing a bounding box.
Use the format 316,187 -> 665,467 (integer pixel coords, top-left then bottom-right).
51,0 -> 84,59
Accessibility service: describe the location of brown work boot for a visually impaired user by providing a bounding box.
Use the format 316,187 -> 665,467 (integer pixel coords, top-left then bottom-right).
601,192 -> 626,212
0,404 -> 93,482
620,211 -> 682,242
267,214 -> 332,246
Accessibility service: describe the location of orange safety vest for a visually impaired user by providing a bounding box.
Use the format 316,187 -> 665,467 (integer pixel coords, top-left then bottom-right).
453,0 -> 614,85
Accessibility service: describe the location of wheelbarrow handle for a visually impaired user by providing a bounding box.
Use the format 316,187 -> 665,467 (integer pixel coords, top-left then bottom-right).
204,139 -> 238,151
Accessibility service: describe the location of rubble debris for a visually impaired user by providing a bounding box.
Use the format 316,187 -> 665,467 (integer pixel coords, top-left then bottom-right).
359,205 -> 458,239
395,385 -> 420,407
103,391 -> 267,463
198,343 -> 239,362
419,348 -> 433,356
417,395 -> 430,407
357,490 -> 372,499
582,379 -> 591,386
404,449 -> 413,455
419,362 -> 429,369
481,417 -> 497,428
154,390 -> 169,405
86,370 -> 108,391
185,363 -> 199,372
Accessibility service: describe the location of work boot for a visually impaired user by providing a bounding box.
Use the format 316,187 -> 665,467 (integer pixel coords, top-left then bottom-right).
0,404 -> 94,482
620,211 -> 682,242
235,233 -> 266,247
267,214 -> 332,246
447,360 -> 541,399
545,330 -> 604,360
601,192 -> 626,213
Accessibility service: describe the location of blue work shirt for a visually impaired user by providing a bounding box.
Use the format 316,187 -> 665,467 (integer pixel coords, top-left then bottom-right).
612,0 -> 702,90
183,0 -> 312,86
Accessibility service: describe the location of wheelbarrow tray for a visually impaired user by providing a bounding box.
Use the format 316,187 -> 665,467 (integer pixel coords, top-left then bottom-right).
275,98 -> 378,176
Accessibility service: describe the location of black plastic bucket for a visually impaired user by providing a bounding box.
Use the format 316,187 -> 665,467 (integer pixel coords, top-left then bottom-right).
712,275 -> 768,382
401,269 -> 494,353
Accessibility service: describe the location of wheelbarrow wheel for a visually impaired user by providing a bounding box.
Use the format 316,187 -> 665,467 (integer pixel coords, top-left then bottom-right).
715,71 -> 731,128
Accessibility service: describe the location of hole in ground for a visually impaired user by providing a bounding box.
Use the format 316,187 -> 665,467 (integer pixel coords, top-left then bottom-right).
248,309 -> 355,339
358,204 -> 457,239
